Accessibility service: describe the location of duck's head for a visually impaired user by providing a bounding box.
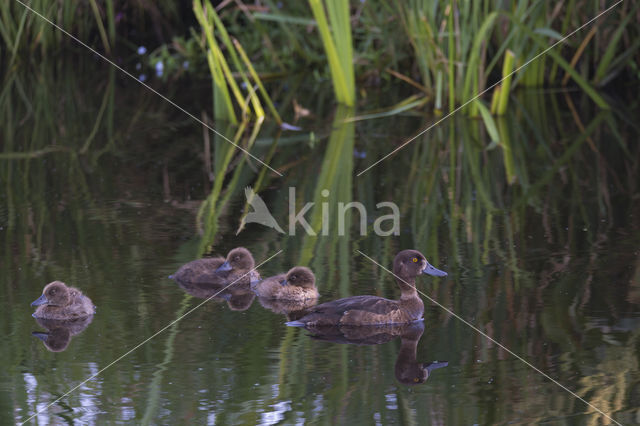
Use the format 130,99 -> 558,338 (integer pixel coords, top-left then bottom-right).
215,247 -> 255,273
280,266 -> 315,289
393,250 -> 447,280
31,281 -> 71,307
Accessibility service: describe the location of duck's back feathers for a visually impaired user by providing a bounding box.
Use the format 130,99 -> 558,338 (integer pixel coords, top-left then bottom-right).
252,275 -> 319,301
289,295 -> 418,327
252,273 -> 286,297
171,257 -> 225,284
253,267 -> 318,301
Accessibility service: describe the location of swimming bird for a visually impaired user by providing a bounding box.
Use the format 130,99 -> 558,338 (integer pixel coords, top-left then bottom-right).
31,281 -> 95,320
252,266 -> 319,301
170,247 -> 260,287
286,250 -> 446,327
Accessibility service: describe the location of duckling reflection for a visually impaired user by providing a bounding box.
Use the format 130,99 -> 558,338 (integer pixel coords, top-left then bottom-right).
31,316 -> 93,352
177,280 -> 256,311
305,321 -> 447,385
255,296 -> 318,322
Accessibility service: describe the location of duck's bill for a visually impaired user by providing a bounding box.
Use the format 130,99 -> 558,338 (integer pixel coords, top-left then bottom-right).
422,264 -> 447,277
216,261 -> 232,272
424,361 -> 449,372
31,294 -> 49,306
279,279 -> 288,287
32,331 -> 49,342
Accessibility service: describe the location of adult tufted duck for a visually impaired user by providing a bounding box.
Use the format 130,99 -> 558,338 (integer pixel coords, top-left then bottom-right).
286,250 -> 446,327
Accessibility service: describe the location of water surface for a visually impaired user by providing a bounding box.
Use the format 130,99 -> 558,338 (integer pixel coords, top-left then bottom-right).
1,59 -> 639,425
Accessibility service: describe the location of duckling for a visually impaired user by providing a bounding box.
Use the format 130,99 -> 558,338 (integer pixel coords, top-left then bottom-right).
170,247 -> 260,288
252,266 -> 319,301
31,281 -> 95,320
286,250 -> 446,327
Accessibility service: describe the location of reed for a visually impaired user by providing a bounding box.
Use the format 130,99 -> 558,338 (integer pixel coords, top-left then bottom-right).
193,0 -> 282,124
0,0 -> 118,58
4,1 -> 639,124
394,0 -> 631,118
307,0 -> 355,106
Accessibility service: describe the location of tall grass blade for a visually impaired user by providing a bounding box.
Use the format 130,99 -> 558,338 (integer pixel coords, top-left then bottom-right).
193,0 -> 238,123
497,50 -> 515,115
308,0 -> 355,106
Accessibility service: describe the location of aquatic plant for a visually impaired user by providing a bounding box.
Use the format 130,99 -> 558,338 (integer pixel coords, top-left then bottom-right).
307,0 -> 355,106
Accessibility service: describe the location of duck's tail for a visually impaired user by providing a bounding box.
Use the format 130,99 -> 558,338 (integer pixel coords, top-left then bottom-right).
285,320 -> 306,327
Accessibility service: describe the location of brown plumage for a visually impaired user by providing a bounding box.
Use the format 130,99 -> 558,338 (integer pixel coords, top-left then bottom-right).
393,321 -> 448,385
252,266 -> 319,301
31,281 -> 95,320
170,247 -> 260,288
287,250 -> 447,327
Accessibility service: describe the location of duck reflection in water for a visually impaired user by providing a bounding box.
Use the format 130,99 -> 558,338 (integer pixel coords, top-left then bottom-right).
177,280 -> 256,311
32,316 -> 93,352
306,321 -> 447,385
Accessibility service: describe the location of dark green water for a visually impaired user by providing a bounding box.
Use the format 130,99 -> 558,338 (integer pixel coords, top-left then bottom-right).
1,59 -> 639,425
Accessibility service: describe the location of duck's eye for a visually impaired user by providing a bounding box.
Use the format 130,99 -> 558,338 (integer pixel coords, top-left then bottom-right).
233,256 -> 240,261
413,377 -> 420,382
290,275 -> 297,281
412,257 -> 418,263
